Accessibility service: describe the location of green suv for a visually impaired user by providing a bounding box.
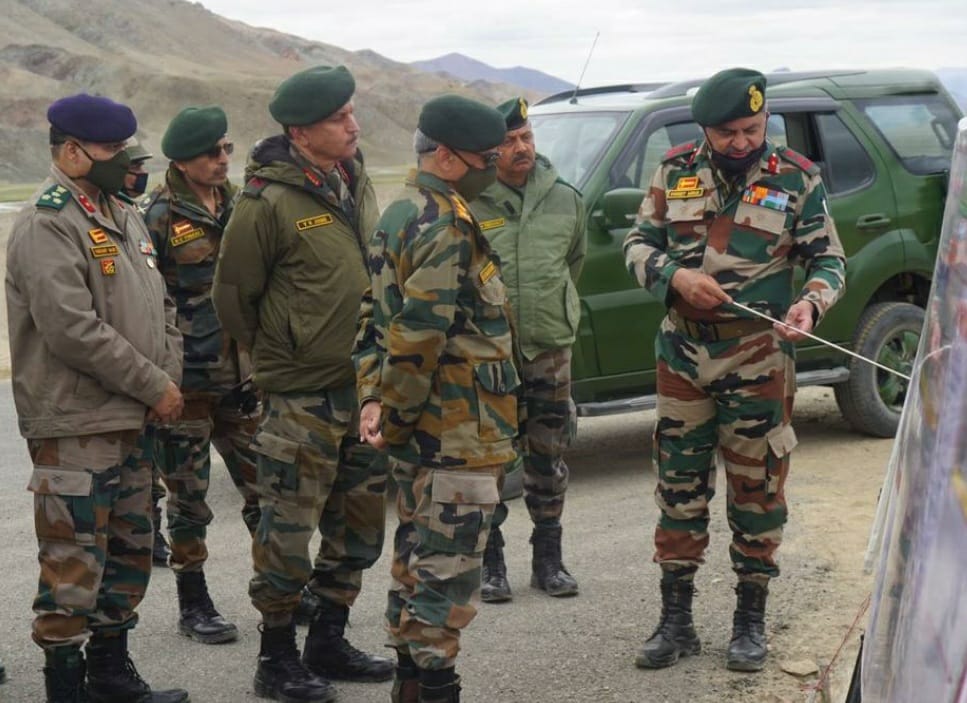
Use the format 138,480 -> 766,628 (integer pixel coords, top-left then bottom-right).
529,69 -> 962,437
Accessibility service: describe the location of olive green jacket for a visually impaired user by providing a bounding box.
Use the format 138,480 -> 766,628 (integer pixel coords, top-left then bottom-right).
213,136 -> 378,393
470,154 -> 586,360
6,166 -> 182,438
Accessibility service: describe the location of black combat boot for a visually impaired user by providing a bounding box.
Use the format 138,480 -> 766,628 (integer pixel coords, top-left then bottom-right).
530,522 -> 579,597
418,667 -> 461,703
481,525 -> 512,603
726,581 -> 769,671
303,601 -> 394,682
635,578 -> 701,668
43,646 -> 84,702
293,586 -> 321,626
151,503 -> 171,567
85,630 -> 190,702
391,651 -> 420,703
254,622 -> 336,703
175,570 -> 239,644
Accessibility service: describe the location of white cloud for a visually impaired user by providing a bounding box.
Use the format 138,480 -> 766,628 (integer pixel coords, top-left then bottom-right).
201,0 -> 967,84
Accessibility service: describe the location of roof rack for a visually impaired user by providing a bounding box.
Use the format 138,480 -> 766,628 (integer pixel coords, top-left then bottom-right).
536,82 -> 669,106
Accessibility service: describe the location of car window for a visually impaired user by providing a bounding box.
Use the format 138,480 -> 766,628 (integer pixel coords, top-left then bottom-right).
857,95 -> 959,175
815,113 -> 875,194
529,111 -> 628,188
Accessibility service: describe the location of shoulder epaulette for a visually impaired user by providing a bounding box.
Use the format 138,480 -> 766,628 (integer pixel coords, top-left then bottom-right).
35,184 -> 70,211
448,192 -> 474,226
777,146 -> 820,176
662,140 -> 699,164
242,177 -> 269,198
554,176 -> 582,196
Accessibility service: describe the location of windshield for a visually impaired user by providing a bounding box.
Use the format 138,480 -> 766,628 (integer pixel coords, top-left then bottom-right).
530,111 -> 628,188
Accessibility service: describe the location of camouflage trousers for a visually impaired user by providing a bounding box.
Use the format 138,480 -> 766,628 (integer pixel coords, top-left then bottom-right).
493,347 -> 576,528
249,387 -> 386,627
386,449 -> 502,670
154,392 -> 260,573
27,428 -> 154,649
653,318 -> 798,584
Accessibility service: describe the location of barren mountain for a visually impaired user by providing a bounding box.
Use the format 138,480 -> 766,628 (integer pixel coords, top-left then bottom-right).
0,0 -> 536,181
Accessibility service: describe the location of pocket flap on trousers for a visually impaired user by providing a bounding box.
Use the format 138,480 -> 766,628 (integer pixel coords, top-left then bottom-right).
766,423 -> 798,458
431,471 -> 500,505
250,431 -> 300,464
27,467 -> 93,496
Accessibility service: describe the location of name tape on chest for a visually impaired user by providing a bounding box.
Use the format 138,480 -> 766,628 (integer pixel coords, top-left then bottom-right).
89,244 -> 120,258
479,260 -> 498,284
666,176 -> 705,200
296,214 -> 334,232
171,228 -> 206,247
742,185 -> 790,212
479,217 -> 505,232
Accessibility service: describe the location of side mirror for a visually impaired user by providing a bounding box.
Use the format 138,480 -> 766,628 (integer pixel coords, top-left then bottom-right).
598,188 -> 646,231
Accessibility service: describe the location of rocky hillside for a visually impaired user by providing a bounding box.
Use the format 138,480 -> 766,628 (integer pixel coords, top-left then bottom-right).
0,0 -> 535,182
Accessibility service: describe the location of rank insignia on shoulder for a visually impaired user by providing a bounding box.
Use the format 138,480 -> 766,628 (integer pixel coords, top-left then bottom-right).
667,175 -> 705,200
479,217 -> 505,231
88,228 -> 109,244
171,227 -> 205,247
89,244 -> 120,258
661,140 -> 698,164
100,258 -> 117,276
742,185 -> 790,212
479,260 -> 498,284
36,185 -> 70,211
777,146 -> 820,175
450,194 -> 472,223
296,214 -> 334,232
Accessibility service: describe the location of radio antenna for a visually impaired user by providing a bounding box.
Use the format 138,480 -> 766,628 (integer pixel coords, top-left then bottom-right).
570,31 -> 600,104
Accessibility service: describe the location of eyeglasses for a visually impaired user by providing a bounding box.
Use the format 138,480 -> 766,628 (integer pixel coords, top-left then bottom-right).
205,142 -> 234,158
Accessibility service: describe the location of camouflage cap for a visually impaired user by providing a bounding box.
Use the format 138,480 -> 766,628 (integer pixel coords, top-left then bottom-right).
162,106 -> 227,160
496,96 -> 529,130
269,65 -> 355,126
124,142 -> 153,163
418,94 -> 506,152
47,93 -> 137,143
691,68 -> 767,127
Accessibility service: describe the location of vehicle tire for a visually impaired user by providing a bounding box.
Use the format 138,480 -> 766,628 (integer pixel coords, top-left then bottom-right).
833,302 -> 923,438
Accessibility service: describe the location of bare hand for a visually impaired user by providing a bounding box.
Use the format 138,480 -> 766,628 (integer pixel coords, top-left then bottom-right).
150,381 -> 184,424
359,400 -> 387,450
775,301 -> 816,342
670,268 -> 732,310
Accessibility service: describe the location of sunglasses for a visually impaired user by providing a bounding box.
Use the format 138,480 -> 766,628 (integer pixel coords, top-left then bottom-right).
205,142 -> 234,158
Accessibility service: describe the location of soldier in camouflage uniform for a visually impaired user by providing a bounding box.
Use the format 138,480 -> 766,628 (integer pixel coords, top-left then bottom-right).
141,106 -> 262,645
354,94 -> 513,703
470,97 -> 586,603
213,65 -> 392,703
624,68 -> 846,672
6,94 -> 189,702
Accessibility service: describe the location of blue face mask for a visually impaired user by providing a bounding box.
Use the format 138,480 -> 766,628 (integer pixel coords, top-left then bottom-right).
128,172 -> 149,196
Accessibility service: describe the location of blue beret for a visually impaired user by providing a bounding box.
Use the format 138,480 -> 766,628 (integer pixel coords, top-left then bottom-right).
47,93 -> 137,143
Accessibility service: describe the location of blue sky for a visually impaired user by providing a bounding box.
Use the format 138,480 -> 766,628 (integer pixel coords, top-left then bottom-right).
201,0 -> 966,84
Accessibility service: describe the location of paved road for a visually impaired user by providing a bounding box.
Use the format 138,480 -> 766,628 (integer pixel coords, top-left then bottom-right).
0,383 -> 885,702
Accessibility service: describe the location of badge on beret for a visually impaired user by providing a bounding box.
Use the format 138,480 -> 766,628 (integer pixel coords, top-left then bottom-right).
100,258 -> 117,276
519,99 -> 528,121
749,85 -> 764,113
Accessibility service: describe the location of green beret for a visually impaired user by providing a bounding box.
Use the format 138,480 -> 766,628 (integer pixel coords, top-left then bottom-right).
270,65 -> 355,126
162,106 -> 227,160
496,97 -> 529,130
691,68 -> 767,127
419,94 -> 506,152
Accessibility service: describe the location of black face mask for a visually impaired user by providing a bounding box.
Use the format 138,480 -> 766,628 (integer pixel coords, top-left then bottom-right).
452,150 -> 499,201
710,141 -> 767,177
74,143 -> 131,194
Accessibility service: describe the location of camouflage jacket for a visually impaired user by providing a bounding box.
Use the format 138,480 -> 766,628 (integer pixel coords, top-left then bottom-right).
623,139 -> 846,323
212,135 -> 377,393
142,167 -> 245,392
6,166 -> 182,438
470,154 -> 587,359
356,169 -> 519,469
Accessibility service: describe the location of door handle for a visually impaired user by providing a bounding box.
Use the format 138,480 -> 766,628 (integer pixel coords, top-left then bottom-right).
856,213 -> 892,230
